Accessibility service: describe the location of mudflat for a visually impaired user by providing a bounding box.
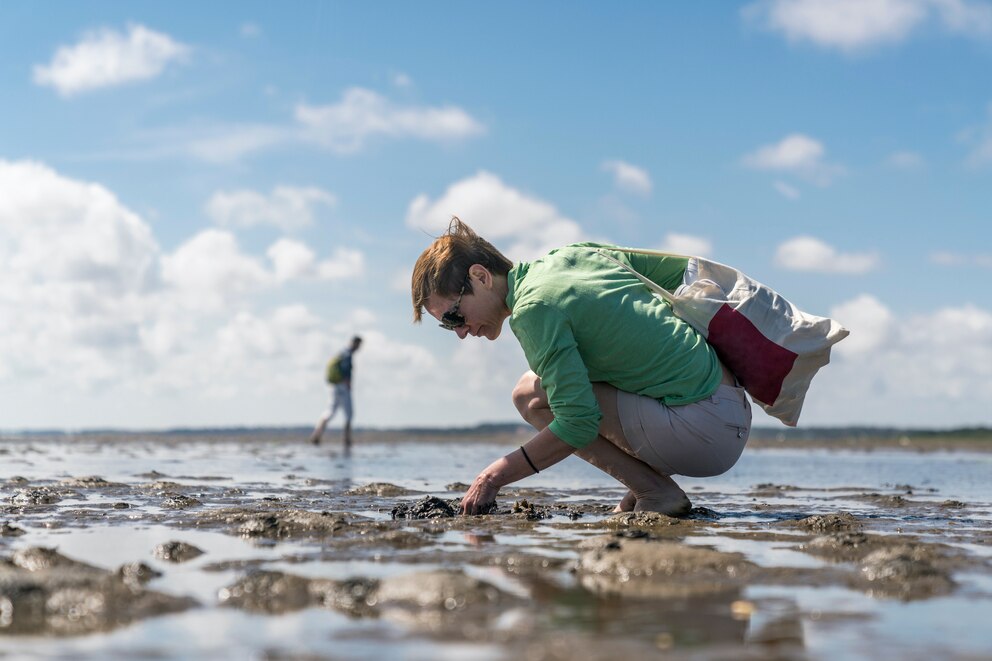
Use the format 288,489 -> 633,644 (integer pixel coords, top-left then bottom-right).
1,434 -> 990,659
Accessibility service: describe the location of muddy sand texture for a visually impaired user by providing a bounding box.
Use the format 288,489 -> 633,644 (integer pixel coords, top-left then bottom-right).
1,443 -> 990,659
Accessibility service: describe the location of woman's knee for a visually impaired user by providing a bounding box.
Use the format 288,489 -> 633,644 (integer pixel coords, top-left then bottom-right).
511,371 -> 545,417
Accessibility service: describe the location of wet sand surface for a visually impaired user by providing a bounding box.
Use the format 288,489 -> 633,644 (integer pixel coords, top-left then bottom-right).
1,435 -> 990,660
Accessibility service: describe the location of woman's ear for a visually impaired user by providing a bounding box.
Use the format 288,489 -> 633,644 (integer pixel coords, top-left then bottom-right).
469,264 -> 491,288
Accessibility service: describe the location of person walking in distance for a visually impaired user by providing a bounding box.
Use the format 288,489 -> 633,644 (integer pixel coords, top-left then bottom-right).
309,336 -> 362,450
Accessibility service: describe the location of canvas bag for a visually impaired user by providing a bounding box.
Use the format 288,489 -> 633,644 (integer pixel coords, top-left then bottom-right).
598,249 -> 849,426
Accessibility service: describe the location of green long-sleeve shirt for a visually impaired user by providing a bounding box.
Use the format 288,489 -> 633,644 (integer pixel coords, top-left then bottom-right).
506,243 -> 722,449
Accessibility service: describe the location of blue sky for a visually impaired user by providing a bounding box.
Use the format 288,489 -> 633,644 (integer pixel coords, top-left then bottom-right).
2,1 -> 990,431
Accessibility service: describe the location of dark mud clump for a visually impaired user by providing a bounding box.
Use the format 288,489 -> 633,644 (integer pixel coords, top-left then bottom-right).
9,488 -> 65,506
235,511 -> 350,540
392,496 -> 461,519
162,494 -> 202,509
58,476 -> 124,488
153,541 -> 204,563
218,570 -> 322,614
603,511 -> 686,531
0,547 -> 197,635
219,567 -> 516,630
347,482 -> 419,497
1,522 -> 26,537
116,562 -> 162,588
787,512 -> 863,533
509,499 -> 555,520
854,544 -> 956,600
578,535 -> 756,598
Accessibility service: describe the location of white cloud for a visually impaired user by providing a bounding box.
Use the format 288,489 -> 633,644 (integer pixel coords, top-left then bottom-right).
831,294 -> 895,354
775,236 -> 880,274
807,296 -> 992,425
930,250 -> 992,268
240,23 -> 261,38
295,87 -> 486,154
0,160 -> 161,389
206,186 -> 337,231
743,0 -> 992,53
658,233 -> 713,258
186,124 -> 290,163
265,239 -> 365,284
316,248 -> 366,280
267,239 -> 316,283
393,72 -> 413,88
743,133 -> 845,185
405,171 -> 587,261
33,24 -> 189,96
601,160 -> 653,195
0,160 -> 159,294
161,229 -> 271,308
773,180 -> 802,199
0,158 -> 371,416
886,150 -> 926,169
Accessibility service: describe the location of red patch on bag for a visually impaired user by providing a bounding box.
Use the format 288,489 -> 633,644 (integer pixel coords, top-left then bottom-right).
707,304 -> 798,406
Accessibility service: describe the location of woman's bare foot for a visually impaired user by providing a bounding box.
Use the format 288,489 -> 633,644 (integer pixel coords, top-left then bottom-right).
612,490 -> 637,513
632,489 -> 692,517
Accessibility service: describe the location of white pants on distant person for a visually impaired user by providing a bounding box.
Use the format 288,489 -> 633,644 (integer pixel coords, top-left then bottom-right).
321,383 -> 353,425
311,383 -> 353,443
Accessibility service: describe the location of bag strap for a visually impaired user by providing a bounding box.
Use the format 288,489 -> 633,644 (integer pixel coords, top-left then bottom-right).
595,249 -> 677,304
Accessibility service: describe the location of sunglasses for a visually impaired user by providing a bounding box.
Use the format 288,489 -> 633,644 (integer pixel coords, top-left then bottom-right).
438,283 -> 467,331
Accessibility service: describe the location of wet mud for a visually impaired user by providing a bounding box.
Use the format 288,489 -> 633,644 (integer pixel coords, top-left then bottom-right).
0,439 -> 990,659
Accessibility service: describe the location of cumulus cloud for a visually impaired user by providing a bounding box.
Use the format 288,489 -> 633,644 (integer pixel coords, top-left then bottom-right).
743,0 -> 992,53
743,133 -> 845,186
0,159 -> 365,403
808,295 -> 992,425
113,86 -> 484,163
405,171 -> 587,261
658,233 -> 713,258
775,236 -> 880,274
295,87 -> 486,154
33,24 -> 189,96
601,160 -> 653,195
206,186 -> 337,231
161,230 -> 271,308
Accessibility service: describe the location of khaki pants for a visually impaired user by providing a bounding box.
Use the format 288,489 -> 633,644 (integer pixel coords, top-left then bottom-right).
617,383 -> 751,478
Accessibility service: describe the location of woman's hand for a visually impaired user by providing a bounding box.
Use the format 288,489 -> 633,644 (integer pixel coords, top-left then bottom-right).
460,470 -> 501,515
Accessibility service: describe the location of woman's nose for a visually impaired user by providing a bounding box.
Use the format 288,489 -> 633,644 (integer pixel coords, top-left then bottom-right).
455,326 -> 470,339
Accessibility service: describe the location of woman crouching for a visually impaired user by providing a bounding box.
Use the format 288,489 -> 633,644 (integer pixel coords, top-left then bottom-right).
411,218 -> 750,516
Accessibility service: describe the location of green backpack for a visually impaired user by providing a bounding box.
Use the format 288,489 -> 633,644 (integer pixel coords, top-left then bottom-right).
326,355 -> 344,384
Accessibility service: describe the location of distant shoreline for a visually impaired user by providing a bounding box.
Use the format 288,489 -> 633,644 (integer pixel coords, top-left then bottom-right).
2,424 -> 990,452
